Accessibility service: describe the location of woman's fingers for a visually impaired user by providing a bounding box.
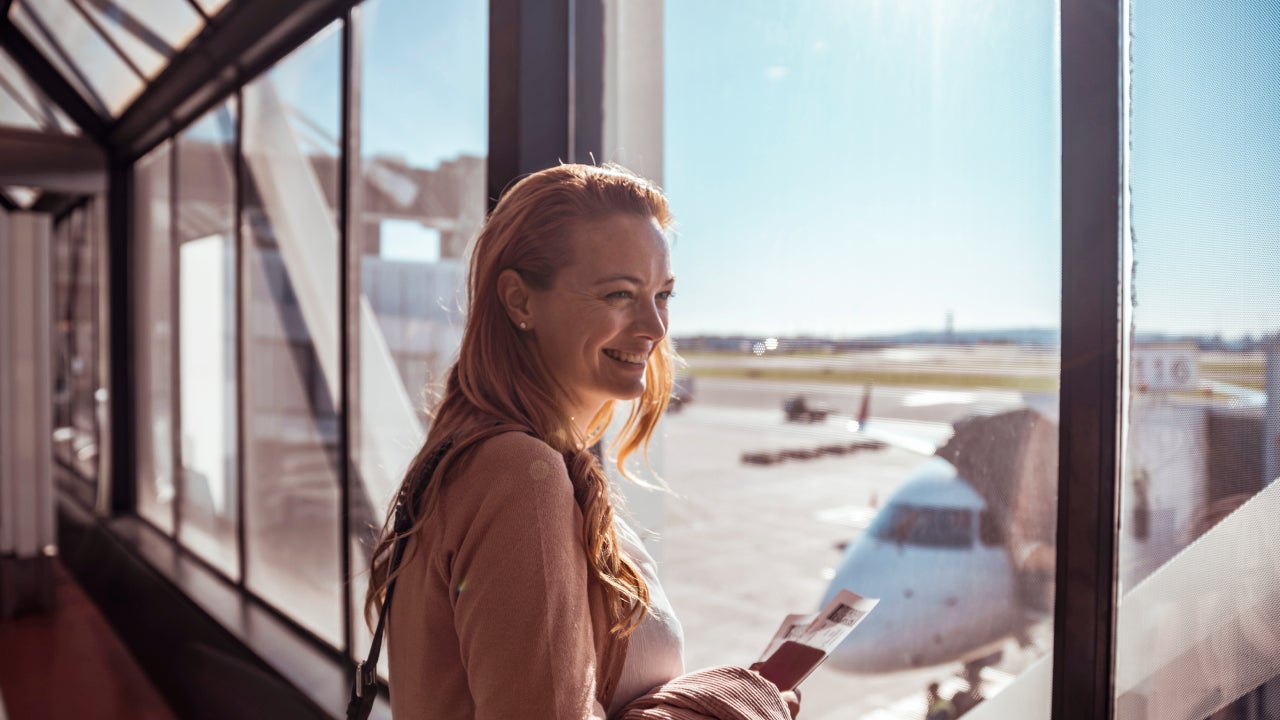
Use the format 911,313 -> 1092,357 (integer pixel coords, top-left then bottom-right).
781,689 -> 801,718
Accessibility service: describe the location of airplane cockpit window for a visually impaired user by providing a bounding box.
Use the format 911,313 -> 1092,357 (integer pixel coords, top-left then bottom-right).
869,504 -> 974,548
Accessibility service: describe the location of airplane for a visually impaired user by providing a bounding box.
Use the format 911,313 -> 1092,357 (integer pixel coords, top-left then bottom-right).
813,371 -> 1270,681
817,401 -> 1055,677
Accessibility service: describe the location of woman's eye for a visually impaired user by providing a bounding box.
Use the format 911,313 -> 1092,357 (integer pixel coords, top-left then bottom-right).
657,290 -> 676,301
606,290 -> 633,300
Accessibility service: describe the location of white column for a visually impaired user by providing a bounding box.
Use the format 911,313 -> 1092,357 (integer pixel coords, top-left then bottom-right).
603,0 -> 665,184
0,211 -> 56,617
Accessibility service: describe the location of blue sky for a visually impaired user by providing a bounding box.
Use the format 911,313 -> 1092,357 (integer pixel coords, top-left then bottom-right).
1127,0 -> 1280,341
353,0 -> 1278,341
663,0 -> 1061,337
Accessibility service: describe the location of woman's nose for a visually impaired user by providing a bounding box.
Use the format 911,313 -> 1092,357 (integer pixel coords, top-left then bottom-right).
635,300 -> 667,340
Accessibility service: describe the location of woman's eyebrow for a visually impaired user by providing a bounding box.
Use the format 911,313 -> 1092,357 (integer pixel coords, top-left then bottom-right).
592,274 -> 678,286
593,274 -> 643,286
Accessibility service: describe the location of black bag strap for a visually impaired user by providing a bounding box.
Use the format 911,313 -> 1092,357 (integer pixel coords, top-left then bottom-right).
347,440 -> 452,720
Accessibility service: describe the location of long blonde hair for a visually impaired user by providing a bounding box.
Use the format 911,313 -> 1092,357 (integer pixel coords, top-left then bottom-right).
363,163 -> 675,640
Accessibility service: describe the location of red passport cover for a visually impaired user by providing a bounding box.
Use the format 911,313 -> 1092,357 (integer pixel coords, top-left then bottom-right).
754,640 -> 828,691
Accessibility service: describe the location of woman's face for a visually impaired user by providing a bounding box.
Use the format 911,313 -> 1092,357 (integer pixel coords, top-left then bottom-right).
527,213 -> 674,428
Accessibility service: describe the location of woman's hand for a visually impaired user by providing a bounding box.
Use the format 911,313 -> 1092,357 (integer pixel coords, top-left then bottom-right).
748,661 -> 802,718
781,689 -> 801,718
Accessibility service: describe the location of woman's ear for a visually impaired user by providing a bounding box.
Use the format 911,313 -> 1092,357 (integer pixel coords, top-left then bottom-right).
496,268 -> 534,331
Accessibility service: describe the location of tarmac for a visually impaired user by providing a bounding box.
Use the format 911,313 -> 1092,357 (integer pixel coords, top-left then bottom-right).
628,375 -> 1049,719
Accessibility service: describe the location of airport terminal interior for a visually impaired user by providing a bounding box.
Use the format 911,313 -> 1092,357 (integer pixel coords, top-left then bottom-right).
1,0 -> 1278,718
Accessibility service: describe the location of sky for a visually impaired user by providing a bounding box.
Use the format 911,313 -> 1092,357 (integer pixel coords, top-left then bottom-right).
662,0 -> 1062,337
354,0 -> 1279,341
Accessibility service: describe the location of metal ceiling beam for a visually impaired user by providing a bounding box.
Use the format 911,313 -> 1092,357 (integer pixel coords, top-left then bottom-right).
110,0 -> 360,164
0,126 -> 107,194
0,19 -> 108,143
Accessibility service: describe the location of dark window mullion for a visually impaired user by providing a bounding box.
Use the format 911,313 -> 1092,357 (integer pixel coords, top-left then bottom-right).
182,0 -> 210,24
1051,0 -> 1123,718
64,0 -> 149,83
169,137 -> 184,540
234,88 -> 247,590
338,10 -> 358,661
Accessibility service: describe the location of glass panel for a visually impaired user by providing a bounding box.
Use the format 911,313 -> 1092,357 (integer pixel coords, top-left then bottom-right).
77,0 -> 203,80
348,0 -> 487,666
78,1 -> 163,79
51,200 -> 104,483
12,0 -> 145,116
600,1 -> 1062,715
134,141 -> 175,534
0,48 -> 78,133
1115,0 -> 1280,717
175,100 -> 239,579
242,24 -> 343,647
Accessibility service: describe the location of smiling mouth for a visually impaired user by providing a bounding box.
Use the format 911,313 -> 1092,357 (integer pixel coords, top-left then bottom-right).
603,348 -> 647,366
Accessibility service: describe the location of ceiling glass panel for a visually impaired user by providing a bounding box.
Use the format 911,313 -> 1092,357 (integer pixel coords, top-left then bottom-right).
194,0 -> 230,16
77,0 -> 205,79
0,88 -> 40,131
12,0 -> 146,116
0,51 -> 40,130
9,1 -> 106,116
0,46 -> 80,133
76,1 -> 166,78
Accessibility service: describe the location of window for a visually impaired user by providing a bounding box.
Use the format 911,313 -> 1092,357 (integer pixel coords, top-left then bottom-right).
174,100 -> 239,579
51,198 -> 108,486
241,25 -> 344,646
1115,0 -> 1280,716
348,0 -> 488,665
134,141 -> 176,534
870,505 -> 974,549
602,1 -> 1062,713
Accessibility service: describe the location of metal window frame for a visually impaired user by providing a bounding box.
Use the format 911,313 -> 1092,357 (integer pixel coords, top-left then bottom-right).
1052,0 -> 1124,719
338,6 -> 358,663
167,130 -> 183,541
488,0 -> 572,208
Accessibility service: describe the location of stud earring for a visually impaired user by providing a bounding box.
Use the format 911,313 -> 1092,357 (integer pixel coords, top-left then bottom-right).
519,321 -> 528,330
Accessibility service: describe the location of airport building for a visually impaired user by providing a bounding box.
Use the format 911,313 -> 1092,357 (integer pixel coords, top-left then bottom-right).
1,1 -> 1278,719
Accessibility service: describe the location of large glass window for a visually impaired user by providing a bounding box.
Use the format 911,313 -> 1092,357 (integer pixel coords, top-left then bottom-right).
175,100 -> 239,579
602,1 -> 1062,715
1115,1 -> 1280,717
241,24 -> 344,646
134,141 -> 176,534
51,197 -> 107,485
348,0 -> 488,663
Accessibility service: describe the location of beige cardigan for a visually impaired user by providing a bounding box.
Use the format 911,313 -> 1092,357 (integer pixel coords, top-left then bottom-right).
387,431 -> 627,719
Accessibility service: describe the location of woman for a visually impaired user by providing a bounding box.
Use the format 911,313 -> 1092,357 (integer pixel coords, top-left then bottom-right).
364,164 -> 798,718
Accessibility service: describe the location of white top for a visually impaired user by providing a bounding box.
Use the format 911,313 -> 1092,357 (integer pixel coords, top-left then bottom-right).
607,517 -> 686,715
